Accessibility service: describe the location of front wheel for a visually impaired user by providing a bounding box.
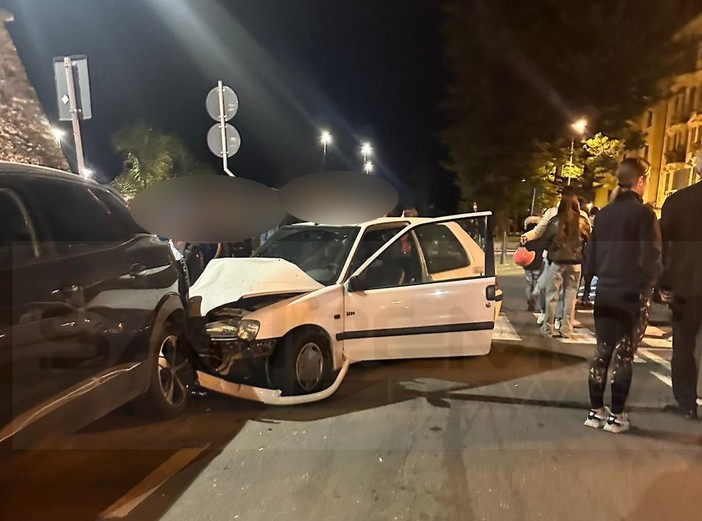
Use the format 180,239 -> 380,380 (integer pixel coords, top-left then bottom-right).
268,330 -> 332,396
135,322 -> 192,418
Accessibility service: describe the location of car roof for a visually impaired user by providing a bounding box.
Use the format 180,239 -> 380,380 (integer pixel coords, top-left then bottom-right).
289,216 -> 431,229
0,161 -> 126,201
0,161 -> 93,184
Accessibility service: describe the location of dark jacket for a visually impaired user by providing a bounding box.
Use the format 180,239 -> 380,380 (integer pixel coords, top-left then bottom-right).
523,223 -> 547,271
584,190 -> 662,293
659,180 -> 702,304
543,213 -> 591,265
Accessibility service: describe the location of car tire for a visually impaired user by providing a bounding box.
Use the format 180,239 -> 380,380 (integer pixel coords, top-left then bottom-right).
135,321 -> 191,418
268,330 -> 332,396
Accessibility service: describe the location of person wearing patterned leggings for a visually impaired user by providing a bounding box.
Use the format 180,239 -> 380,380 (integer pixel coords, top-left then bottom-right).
582,158 -> 662,434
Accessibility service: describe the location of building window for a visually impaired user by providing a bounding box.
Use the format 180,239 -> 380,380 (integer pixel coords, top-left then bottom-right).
646,110 -> 654,127
691,88 -> 698,112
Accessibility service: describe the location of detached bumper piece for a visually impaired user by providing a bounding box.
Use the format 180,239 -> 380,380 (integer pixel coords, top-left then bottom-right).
196,359 -> 351,406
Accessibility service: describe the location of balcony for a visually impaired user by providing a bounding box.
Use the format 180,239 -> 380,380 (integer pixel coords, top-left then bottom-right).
664,147 -> 687,164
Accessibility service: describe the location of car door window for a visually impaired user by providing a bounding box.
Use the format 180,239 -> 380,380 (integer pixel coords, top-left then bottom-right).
0,189 -> 38,266
28,180 -> 134,255
415,223 -> 470,275
347,225 -> 407,277
361,230 -> 423,290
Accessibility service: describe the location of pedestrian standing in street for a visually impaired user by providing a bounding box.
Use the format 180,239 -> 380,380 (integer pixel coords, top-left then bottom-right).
540,193 -> 591,339
522,186 -> 587,329
659,149 -> 702,420
583,158 -> 662,433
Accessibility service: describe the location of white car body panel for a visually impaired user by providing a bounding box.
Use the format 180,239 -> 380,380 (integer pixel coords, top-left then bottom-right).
190,211 -> 498,404
189,257 -> 323,316
244,285 -> 347,368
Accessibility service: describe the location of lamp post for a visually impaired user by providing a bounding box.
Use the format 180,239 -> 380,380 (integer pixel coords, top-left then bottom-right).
361,142 -> 373,164
320,130 -> 333,172
567,118 -> 588,185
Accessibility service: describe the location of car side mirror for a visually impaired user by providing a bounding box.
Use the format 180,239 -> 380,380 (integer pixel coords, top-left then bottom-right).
347,274 -> 367,293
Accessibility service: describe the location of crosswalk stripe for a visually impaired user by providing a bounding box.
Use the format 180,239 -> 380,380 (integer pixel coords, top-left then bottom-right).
493,313 -> 522,342
638,348 -> 672,370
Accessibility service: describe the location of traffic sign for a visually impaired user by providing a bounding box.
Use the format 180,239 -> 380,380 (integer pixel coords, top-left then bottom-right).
53,55 -> 92,120
207,123 -> 241,158
206,85 -> 239,122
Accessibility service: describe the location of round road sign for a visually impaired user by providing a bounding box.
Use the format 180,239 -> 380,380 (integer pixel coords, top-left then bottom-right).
206,85 -> 239,122
207,123 -> 241,158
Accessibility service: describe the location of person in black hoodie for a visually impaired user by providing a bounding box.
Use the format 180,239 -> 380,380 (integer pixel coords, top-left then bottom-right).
583,158 -> 663,433
659,148 -> 702,420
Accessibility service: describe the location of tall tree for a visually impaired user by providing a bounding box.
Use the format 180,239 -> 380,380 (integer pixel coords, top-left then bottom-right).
441,0 -> 701,228
111,122 -> 214,198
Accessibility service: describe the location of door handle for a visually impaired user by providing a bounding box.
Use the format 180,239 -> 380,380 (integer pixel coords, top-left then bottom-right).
51,284 -> 85,308
130,263 -> 147,276
52,284 -> 79,298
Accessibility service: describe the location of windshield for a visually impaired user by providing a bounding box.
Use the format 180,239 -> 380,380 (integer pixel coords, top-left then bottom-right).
254,225 -> 359,285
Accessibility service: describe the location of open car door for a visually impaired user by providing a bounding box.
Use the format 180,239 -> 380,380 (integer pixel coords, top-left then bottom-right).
341,212 -> 497,361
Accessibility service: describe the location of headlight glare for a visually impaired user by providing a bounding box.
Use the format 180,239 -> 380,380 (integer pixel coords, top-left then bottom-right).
205,319 -> 239,340
237,320 -> 260,341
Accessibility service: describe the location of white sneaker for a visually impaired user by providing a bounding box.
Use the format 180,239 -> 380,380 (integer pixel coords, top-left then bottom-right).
584,407 -> 610,429
603,413 -> 631,434
536,313 -> 545,325
554,319 -> 562,331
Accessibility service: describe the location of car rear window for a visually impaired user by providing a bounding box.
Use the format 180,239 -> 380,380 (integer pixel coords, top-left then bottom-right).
415,223 -> 470,274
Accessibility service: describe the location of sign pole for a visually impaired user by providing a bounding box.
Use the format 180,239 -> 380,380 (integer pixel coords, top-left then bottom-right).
217,81 -> 235,177
64,57 -> 86,176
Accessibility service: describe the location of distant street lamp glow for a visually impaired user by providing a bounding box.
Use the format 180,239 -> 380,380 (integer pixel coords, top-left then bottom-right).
363,161 -> 374,174
571,118 -> 588,135
320,130 -> 333,172
361,142 -> 373,162
320,130 -> 333,147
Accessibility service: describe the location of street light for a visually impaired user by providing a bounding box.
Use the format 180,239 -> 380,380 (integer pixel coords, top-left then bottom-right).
363,161 -> 374,174
320,130 -> 333,171
571,118 -> 588,136
567,118 -> 588,185
361,142 -> 373,163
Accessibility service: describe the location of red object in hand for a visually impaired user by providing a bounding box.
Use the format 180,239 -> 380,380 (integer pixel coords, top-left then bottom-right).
513,247 -> 536,267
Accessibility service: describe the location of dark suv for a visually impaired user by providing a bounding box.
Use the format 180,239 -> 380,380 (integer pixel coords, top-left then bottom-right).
0,163 -> 192,448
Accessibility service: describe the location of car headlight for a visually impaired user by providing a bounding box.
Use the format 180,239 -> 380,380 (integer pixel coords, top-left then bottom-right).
237,320 -> 260,341
206,319 -> 239,340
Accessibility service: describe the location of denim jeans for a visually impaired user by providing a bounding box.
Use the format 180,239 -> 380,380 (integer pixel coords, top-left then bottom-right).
542,262 -> 581,336
537,261 -> 564,317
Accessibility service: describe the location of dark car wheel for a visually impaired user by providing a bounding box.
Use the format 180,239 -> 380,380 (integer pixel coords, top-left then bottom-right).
136,321 -> 191,418
269,330 -> 332,396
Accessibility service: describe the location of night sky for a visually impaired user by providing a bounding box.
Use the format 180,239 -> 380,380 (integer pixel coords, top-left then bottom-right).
3,0 -> 447,207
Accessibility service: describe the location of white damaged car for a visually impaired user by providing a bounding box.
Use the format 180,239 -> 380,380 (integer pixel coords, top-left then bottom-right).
186,212 -> 502,405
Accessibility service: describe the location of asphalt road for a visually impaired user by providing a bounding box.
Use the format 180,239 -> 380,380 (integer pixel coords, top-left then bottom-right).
1,270 -> 700,521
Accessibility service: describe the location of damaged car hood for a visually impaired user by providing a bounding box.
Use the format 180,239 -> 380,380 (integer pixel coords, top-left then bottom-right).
189,257 -> 324,316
